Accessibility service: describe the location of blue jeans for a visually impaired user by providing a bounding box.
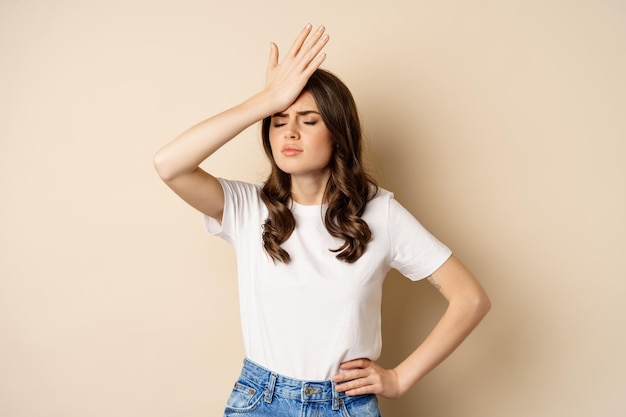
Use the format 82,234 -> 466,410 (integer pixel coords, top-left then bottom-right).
223,358 -> 382,417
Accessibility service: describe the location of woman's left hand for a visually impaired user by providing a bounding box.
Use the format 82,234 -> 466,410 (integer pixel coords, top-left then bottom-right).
332,358 -> 405,399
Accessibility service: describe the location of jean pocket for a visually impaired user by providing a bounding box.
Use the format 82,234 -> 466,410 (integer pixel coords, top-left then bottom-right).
224,379 -> 264,413
341,394 -> 381,417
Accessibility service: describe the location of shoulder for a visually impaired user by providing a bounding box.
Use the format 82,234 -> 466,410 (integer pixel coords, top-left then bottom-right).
363,187 -> 424,229
208,179 -> 267,236
216,178 -> 268,218
217,178 -> 263,200
371,186 -> 394,201
363,186 -> 394,213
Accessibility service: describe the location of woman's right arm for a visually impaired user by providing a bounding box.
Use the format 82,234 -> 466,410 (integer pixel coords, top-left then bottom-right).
153,95 -> 274,221
153,24 -> 329,222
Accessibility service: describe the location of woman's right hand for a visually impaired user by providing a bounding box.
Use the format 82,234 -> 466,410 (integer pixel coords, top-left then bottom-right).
263,24 -> 330,113
154,24 -> 329,221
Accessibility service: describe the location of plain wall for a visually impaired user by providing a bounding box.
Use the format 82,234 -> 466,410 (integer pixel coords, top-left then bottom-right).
1,1 -> 625,416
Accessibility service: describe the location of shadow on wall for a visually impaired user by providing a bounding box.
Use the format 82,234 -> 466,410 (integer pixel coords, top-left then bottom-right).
362,89 -> 508,416
377,272 -> 447,415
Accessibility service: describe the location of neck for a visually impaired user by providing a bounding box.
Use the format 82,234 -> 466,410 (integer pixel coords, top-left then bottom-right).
290,173 -> 330,205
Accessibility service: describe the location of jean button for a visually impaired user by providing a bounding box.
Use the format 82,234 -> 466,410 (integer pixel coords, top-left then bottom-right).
304,386 -> 313,396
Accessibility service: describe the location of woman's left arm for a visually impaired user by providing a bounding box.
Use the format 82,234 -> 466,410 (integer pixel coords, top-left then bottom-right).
333,255 -> 491,398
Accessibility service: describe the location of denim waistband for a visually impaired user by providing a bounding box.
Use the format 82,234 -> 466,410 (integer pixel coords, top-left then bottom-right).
240,358 -> 345,410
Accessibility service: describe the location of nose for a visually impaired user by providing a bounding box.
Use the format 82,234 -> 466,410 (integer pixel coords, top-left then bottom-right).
283,122 -> 300,140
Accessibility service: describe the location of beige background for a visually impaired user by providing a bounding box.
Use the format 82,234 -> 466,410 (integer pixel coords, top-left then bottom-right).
1,0 -> 625,416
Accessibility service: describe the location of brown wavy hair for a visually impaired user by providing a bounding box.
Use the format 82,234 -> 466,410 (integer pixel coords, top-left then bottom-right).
260,69 -> 377,263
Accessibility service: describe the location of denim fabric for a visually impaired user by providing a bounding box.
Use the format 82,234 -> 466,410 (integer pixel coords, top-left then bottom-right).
223,358 -> 382,417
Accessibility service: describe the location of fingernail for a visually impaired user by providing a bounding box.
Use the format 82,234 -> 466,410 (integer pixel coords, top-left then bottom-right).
317,25 -> 325,32
305,23 -> 312,29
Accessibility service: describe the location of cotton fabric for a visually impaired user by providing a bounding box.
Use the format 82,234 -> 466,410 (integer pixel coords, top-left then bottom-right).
205,178 -> 451,380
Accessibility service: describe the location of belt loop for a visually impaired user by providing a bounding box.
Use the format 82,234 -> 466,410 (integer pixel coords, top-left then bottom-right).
331,381 -> 340,410
264,373 -> 277,403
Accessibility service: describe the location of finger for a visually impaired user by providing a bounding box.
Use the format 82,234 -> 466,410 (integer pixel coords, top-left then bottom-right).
286,23 -> 313,58
344,384 -> 376,396
334,377 -> 364,391
332,371 -> 355,383
333,368 -> 369,384
339,358 -> 369,370
267,42 -> 279,70
335,378 -> 376,395
300,37 -> 328,76
297,25 -> 326,57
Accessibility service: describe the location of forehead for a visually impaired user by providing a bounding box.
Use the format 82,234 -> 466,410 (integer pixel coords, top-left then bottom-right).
280,91 -> 318,113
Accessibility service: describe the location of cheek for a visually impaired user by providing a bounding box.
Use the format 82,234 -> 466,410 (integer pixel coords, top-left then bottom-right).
267,134 -> 280,157
320,137 -> 334,160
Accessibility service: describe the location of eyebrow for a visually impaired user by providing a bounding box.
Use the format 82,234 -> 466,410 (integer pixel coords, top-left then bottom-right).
271,110 -> 320,118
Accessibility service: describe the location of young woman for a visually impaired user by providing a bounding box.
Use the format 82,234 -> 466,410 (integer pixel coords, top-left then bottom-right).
154,24 -> 490,417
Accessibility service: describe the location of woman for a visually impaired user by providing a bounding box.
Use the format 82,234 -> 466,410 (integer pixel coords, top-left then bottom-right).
154,24 -> 490,417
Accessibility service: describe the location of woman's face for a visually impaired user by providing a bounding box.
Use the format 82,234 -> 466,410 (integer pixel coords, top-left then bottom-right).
268,91 -> 333,180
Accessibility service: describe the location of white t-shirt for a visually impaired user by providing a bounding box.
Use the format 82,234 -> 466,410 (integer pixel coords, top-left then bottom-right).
204,178 -> 451,380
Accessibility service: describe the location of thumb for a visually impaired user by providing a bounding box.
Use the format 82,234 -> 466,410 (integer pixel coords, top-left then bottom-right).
267,42 -> 279,70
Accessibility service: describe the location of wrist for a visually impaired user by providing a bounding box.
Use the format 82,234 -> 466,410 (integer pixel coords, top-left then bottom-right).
236,91 -> 279,122
392,365 -> 420,396
255,86 -> 301,116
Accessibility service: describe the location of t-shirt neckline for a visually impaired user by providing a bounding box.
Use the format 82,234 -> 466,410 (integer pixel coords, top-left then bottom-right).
290,200 -> 327,217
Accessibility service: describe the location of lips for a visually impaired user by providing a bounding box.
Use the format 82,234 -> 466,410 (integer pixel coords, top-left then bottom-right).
281,145 -> 303,156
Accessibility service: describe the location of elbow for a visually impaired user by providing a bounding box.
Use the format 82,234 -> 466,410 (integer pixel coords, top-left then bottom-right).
153,150 -> 175,182
472,292 -> 492,320
453,291 -> 491,322
480,295 -> 492,318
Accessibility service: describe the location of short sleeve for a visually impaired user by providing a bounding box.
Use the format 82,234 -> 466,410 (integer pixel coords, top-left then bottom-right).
203,178 -> 264,246
203,179 -> 228,238
388,199 -> 452,281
